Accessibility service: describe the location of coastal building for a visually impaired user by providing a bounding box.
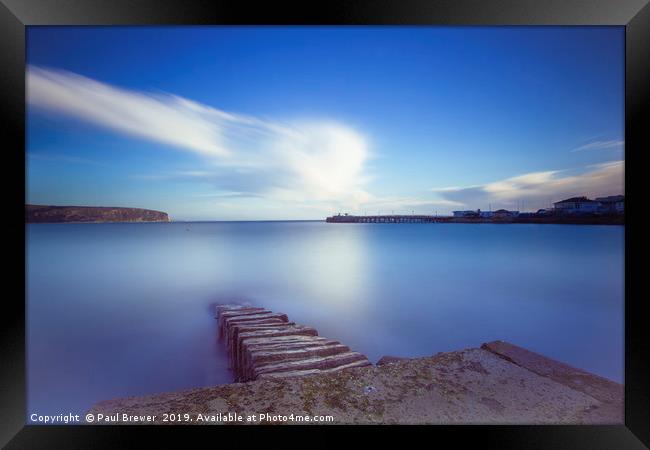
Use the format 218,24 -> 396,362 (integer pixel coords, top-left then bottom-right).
595,195 -> 625,214
492,209 -> 519,218
453,210 -> 480,218
553,197 -> 600,214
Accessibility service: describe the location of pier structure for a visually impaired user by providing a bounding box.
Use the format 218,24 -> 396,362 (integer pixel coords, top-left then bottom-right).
216,304 -> 371,382
326,214 -> 447,223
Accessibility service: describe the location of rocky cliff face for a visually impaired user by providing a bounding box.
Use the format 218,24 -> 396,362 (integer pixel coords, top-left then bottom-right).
26,205 -> 170,223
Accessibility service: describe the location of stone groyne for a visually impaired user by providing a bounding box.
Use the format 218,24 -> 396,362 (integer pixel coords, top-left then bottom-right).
216,304 -> 372,382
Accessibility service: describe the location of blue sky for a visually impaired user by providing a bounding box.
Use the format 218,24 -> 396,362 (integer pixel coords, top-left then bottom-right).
27,26 -> 624,220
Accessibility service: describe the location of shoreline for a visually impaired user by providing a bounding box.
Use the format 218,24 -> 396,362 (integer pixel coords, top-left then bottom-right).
449,217 -> 624,225
326,216 -> 624,226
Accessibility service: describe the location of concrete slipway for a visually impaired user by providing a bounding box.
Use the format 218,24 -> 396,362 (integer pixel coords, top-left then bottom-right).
89,340 -> 623,425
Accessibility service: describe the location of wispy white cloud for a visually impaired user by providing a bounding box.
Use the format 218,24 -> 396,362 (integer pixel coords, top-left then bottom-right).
432,161 -> 624,211
27,66 -> 372,212
28,66 -> 237,157
571,140 -> 624,152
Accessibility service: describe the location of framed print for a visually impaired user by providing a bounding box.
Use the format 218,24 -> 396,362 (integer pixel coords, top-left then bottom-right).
1,0 -> 648,447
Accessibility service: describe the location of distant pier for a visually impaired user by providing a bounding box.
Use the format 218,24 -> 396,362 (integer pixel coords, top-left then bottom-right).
325,213 -> 623,225
326,214 -> 449,223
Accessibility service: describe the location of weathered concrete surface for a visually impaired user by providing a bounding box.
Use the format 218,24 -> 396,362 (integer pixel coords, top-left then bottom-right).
240,336 -> 337,380
253,351 -> 369,378
257,358 -> 373,380
233,327 -> 319,373
245,343 -> 349,380
376,355 -> 408,366
227,322 -> 296,356
217,307 -> 270,339
481,340 -> 624,423
223,315 -> 292,338
482,340 -> 622,404
89,344 -> 623,425
218,304 -> 371,381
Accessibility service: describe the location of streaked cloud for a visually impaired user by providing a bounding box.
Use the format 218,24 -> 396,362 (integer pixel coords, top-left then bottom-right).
28,66 -> 237,157
27,66 -> 372,211
433,161 -> 624,211
571,140 -> 624,152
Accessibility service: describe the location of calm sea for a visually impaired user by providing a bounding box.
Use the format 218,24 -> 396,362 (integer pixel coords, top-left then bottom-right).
26,221 -> 624,419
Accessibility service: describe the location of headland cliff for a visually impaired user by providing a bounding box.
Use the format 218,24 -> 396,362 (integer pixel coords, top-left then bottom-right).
26,205 -> 170,223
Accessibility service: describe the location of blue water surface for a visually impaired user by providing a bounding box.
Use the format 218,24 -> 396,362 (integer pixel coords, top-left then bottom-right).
26,221 -> 624,419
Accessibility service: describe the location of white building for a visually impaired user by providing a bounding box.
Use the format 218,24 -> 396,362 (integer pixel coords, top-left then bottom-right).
553,197 -> 600,214
595,195 -> 624,214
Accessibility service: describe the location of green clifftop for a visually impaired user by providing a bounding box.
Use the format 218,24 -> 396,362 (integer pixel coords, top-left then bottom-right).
26,205 -> 170,223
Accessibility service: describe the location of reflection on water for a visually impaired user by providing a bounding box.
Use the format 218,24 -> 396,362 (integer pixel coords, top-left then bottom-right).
26,221 -> 624,418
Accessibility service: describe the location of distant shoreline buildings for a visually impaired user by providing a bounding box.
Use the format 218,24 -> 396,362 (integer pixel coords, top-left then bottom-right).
327,194 -> 624,224
453,195 -> 624,219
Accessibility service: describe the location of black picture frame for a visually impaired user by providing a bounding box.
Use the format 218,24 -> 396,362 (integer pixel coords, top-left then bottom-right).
1,0 -> 647,447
